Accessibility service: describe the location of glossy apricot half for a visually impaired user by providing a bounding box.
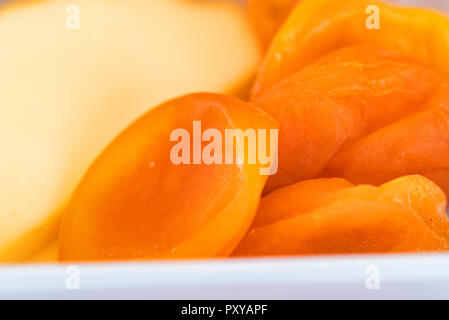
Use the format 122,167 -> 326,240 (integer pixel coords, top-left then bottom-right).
59,93 -> 278,261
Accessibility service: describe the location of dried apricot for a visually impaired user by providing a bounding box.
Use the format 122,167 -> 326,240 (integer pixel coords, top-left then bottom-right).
234,176 -> 448,257
247,0 -> 300,49
251,0 -> 449,98
59,93 -> 278,261
253,45 -> 449,194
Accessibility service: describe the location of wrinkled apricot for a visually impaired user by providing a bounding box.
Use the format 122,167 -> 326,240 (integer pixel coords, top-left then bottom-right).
324,101 -> 449,195
247,0 -> 300,49
251,178 -> 354,228
253,175 -> 449,234
251,0 -> 449,98
234,198 -> 447,256
59,93 -> 278,261
421,169 -> 449,204
253,45 -> 449,194
234,176 -> 448,257
378,176 -> 449,239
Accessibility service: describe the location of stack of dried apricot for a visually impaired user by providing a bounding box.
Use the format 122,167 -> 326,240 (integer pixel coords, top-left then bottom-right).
59,0 -> 449,261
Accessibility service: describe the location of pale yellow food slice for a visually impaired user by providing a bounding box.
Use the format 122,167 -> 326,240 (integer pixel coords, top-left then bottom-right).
0,0 -> 261,262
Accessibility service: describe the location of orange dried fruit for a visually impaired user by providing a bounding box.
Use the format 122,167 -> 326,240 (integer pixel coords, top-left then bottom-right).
324,102 -> 449,195
252,178 -> 354,228
234,176 -> 448,257
251,0 -> 449,99
234,198 -> 447,257
59,93 -> 278,261
247,0 -> 300,49
253,45 -> 449,194
378,175 -> 449,238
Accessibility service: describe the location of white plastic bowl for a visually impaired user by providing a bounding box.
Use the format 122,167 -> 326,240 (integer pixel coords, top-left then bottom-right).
2,254 -> 449,299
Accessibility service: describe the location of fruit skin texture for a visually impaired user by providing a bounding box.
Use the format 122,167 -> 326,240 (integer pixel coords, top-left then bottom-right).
323,101 -> 449,194
233,176 -> 449,257
377,176 -> 449,239
247,0 -> 300,50
59,93 -> 278,262
251,178 -> 353,228
253,44 -> 449,194
251,0 -> 449,99
0,0 -> 261,262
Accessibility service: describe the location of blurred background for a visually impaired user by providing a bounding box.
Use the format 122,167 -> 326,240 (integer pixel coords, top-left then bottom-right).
1,0 -> 449,9
393,0 -> 449,10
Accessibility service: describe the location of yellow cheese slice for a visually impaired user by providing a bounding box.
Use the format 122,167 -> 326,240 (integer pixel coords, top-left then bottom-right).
0,0 -> 261,262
